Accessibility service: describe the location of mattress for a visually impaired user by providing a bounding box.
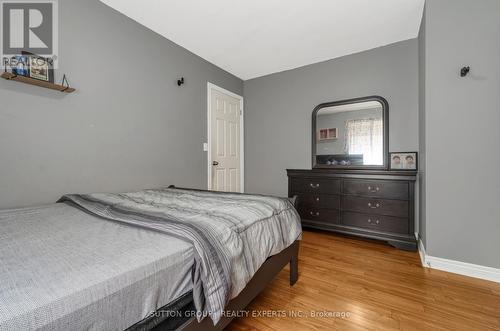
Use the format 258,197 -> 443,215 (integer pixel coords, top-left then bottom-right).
0,203 -> 194,331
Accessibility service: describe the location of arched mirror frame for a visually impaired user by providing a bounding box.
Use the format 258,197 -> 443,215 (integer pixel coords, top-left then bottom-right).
312,95 -> 389,170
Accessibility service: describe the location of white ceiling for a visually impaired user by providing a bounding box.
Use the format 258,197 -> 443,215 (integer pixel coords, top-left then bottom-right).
100,0 -> 424,80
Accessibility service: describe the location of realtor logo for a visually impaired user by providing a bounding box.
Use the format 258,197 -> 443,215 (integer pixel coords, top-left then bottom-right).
1,0 -> 58,65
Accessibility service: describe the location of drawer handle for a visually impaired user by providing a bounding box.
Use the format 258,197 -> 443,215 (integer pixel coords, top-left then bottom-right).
310,211 -> 320,216
310,183 -> 320,188
368,202 -> 381,209
367,186 -> 380,193
315,197 -> 320,202
367,219 -> 380,225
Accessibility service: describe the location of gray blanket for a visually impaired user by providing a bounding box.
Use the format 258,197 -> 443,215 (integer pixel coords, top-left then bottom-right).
59,188 -> 302,325
0,203 -> 194,331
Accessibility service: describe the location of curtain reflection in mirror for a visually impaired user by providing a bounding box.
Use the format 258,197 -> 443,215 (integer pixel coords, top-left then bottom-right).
345,118 -> 383,165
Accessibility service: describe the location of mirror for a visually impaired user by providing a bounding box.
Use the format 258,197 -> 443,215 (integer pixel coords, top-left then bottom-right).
312,96 -> 388,169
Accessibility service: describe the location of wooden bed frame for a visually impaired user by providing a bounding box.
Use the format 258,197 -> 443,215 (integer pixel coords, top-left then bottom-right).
153,186 -> 301,331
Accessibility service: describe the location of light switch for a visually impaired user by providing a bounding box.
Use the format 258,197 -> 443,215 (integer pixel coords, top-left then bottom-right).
203,143 -> 208,151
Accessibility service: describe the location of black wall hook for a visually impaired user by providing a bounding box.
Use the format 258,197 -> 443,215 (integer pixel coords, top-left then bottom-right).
460,66 -> 470,77
177,77 -> 185,86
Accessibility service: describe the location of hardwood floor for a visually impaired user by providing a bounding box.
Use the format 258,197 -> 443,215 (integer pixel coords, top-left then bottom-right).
227,230 -> 500,330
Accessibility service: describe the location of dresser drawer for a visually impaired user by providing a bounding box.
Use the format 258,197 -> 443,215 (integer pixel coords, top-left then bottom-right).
290,178 -> 340,194
342,211 -> 409,234
343,179 -> 409,200
342,196 -> 408,218
299,208 -> 340,223
295,194 -> 340,210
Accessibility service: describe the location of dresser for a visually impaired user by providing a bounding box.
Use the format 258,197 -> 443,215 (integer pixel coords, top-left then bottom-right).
287,169 -> 417,250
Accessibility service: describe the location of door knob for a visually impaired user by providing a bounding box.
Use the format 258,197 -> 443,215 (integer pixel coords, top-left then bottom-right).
212,161 -> 219,166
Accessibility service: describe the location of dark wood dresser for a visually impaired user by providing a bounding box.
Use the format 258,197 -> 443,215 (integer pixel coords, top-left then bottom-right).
287,169 -> 417,250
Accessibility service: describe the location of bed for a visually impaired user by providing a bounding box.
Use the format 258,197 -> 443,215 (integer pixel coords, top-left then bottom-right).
0,187 -> 302,331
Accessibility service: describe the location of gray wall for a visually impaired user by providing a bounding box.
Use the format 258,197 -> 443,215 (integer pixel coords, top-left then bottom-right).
316,108 -> 382,156
0,0 -> 243,209
244,39 -> 419,197
421,0 -> 500,268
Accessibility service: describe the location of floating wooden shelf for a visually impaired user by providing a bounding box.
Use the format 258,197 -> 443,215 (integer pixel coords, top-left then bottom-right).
1,72 -> 75,93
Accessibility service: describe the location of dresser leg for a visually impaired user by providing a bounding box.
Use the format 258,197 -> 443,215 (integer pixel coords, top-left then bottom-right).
387,240 -> 418,251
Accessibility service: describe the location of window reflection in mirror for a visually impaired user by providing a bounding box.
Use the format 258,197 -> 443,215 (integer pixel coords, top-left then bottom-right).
316,100 -> 384,166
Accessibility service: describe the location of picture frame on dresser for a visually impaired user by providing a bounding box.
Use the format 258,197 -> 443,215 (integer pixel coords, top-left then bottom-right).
389,152 -> 418,171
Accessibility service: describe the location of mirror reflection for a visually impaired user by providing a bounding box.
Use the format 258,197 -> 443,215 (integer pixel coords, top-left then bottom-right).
316,100 -> 384,166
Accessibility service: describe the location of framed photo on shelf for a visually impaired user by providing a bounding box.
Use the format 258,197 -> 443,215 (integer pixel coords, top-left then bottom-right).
389,152 -> 418,170
10,55 -> 29,77
21,51 -> 54,83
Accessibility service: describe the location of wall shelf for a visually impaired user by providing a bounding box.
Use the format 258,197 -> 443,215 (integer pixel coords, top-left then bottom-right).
1,72 -> 75,93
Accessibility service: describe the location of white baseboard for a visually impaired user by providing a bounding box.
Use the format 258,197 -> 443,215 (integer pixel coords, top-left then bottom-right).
417,238 -> 500,283
417,235 -> 427,267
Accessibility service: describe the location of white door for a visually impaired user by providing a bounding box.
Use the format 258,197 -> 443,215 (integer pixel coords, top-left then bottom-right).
208,83 -> 243,192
